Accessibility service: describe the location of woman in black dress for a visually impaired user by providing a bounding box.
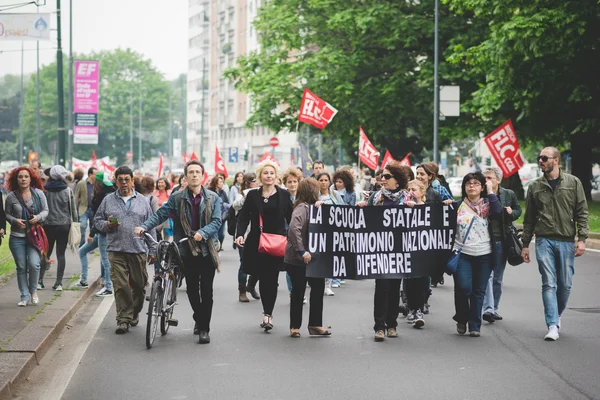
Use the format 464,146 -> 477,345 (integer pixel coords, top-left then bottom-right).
235,161 -> 293,331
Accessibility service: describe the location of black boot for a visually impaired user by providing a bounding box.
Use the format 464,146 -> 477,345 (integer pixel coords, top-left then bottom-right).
239,284 -> 250,303
247,276 -> 260,300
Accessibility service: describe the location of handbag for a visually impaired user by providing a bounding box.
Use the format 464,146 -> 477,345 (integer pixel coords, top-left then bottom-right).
17,191 -> 49,258
446,217 -> 476,275
505,224 -> 524,266
67,188 -> 81,253
257,212 -> 287,258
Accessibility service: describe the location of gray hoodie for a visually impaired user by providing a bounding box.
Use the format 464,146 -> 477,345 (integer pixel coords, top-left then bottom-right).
4,188 -> 49,238
44,184 -> 78,226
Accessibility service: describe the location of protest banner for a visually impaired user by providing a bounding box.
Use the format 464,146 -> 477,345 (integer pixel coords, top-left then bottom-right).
484,120 -> 524,178
306,204 -> 456,279
298,89 -> 338,130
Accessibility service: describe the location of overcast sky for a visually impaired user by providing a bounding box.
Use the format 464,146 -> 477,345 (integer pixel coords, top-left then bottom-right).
0,0 -> 188,79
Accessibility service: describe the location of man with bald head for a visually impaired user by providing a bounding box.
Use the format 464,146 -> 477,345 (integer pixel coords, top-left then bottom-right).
521,147 -> 588,341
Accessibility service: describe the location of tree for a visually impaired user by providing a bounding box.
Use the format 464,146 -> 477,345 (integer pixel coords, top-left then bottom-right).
445,0 -> 600,199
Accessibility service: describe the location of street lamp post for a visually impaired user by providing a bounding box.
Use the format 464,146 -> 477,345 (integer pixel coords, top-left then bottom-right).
433,0 -> 440,163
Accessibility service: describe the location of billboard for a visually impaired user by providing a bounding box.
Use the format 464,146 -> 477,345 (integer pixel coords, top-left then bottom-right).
0,13 -> 51,41
74,61 -> 100,145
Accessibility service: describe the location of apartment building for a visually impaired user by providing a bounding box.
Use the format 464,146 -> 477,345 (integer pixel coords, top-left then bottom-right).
187,0 -> 298,175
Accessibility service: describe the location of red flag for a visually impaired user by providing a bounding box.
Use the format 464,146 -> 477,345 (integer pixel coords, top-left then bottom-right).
298,88 -> 338,130
190,152 -> 199,161
201,172 -> 209,186
380,150 -> 395,169
157,154 -> 163,178
91,150 -> 97,166
214,146 -> 228,178
259,152 -> 279,166
399,152 -> 412,167
358,126 -> 379,170
183,153 -> 188,163
483,119 -> 524,178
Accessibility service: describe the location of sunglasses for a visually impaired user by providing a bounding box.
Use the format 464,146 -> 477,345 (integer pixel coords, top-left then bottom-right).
537,155 -> 555,162
381,173 -> 394,180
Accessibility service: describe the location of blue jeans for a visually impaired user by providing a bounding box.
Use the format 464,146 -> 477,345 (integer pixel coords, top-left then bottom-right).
79,234 -> 112,290
453,252 -> 493,332
483,241 -> 505,314
9,236 -> 41,301
79,208 -> 93,247
536,238 -> 574,328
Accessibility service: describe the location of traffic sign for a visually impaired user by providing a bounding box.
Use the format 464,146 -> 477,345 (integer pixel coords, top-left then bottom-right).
269,137 -> 279,147
228,147 -> 239,163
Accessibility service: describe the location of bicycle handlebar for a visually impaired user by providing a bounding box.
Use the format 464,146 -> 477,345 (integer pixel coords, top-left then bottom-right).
143,231 -> 189,244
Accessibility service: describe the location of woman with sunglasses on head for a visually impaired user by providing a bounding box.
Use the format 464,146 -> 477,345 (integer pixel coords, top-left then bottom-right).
235,161 -> 293,331
452,172 -> 502,337
232,173 -> 261,302
357,164 -> 409,342
4,167 -> 48,306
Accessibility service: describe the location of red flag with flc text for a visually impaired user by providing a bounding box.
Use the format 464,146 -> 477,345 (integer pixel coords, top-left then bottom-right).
381,151 -> 395,169
215,146 -> 228,178
358,127 -> 379,170
399,152 -> 412,167
298,88 -> 338,130
157,154 -> 163,178
483,120 -> 524,178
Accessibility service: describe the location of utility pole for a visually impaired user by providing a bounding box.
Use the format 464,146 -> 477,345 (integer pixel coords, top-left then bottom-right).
138,93 -> 143,170
129,92 -> 133,160
432,0 -> 440,163
168,91 -> 173,171
19,42 -> 24,165
180,75 -> 186,155
67,0 -> 74,169
199,57 -> 206,163
36,6 -> 41,156
56,0 -> 67,166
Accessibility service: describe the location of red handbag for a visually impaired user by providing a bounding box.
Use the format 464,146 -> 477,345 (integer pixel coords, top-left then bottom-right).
257,213 -> 287,258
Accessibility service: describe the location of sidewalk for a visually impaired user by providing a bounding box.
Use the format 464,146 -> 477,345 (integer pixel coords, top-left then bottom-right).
0,249 -> 102,399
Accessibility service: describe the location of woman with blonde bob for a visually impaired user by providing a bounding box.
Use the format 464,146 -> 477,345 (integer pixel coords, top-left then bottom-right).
236,161 -> 293,332
285,178 -> 330,338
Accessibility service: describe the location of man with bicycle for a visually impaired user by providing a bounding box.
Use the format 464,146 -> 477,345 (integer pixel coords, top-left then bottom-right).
94,166 -> 157,334
135,160 -> 222,344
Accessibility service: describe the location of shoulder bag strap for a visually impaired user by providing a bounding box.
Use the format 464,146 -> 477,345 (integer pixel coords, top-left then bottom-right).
258,212 -> 263,232
68,188 -> 76,222
457,217 -> 476,250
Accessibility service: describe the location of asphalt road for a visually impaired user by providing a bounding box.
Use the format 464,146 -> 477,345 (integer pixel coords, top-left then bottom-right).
14,239 -> 600,400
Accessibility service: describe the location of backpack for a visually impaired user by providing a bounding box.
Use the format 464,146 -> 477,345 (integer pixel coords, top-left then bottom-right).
227,206 -> 237,236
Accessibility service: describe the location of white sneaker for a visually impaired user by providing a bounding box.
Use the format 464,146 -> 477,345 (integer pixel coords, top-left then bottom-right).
17,300 -> 27,307
324,287 -> 335,296
331,282 -> 340,288
54,285 -> 63,292
544,326 -> 559,341
95,288 -> 113,297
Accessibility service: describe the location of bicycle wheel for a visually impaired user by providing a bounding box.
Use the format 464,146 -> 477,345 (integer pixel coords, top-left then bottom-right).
160,272 -> 174,335
146,279 -> 162,349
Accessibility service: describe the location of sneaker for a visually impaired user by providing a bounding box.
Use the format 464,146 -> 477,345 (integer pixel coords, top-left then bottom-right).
387,328 -> 398,338
303,296 -> 307,304
37,283 -> 45,290
469,331 -> 481,337
17,300 -> 27,307
115,323 -> 129,334
423,303 -> 430,315
76,281 -> 89,288
53,285 -> 63,292
492,312 -> 503,321
374,330 -> 385,342
130,313 -> 139,327
96,288 -> 113,297
483,312 -> 495,324
413,310 -> 425,329
31,294 -> 39,305
324,287 -> 335,296
406,311 -> 416,323
544,325 -> 559,341
456,323 -> 467,335
340,280 -> 346,285
331,282 -> 341,288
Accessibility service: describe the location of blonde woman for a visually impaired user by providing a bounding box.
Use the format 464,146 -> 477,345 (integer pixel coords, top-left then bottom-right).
236,161 -> 293,331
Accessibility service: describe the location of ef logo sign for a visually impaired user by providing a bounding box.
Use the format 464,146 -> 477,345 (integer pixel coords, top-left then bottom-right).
77,62 -> 98,76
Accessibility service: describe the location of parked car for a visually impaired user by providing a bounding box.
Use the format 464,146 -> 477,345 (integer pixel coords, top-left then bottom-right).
592,175 -> 600,191
446,176 -> 463,198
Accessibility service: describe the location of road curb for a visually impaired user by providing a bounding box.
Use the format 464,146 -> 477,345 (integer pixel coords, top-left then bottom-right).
0,277 -> 101,400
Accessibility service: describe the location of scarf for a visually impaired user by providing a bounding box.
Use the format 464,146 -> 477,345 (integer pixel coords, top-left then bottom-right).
44,180 -> 68,192
464,197 -> 490,218
373,188 -> 406,205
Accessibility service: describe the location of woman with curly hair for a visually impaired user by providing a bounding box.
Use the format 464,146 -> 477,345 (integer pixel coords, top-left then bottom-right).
331,169 -> 356,206
4,167 -> 49,306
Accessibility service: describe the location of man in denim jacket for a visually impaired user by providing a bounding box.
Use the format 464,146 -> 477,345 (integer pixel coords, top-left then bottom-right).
136,160 -> 222,344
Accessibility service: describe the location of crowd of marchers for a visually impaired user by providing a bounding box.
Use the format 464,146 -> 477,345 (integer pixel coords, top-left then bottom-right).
0,145 -> 588,343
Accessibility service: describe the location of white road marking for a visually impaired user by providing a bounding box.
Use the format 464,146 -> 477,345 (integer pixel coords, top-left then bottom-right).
43,296 -> 114,400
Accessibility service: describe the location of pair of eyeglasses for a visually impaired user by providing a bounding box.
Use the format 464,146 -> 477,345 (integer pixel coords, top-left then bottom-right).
466,181 -> 482,187
537,155 -> 555,162
381,173 -> 394,180
117,178 -> 131,183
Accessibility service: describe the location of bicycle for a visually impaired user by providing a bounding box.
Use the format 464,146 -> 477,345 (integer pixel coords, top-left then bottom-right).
143,232 -> 188,349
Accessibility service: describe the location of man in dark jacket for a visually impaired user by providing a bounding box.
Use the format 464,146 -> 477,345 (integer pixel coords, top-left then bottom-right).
136,160 -> 222,344
482,167 -> 521,323
521,147 -> 588,341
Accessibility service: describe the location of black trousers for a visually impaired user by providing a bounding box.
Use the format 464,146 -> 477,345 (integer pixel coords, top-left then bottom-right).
373,279 -> 402,332
287,263 -> 325,329
258,266 -> 280,316
405,276 -> 430,311
40,224 -> 70,285
183,254 -> 216,332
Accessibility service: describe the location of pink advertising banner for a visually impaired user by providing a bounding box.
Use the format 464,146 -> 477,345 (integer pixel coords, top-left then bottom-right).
74,61 -> 99,144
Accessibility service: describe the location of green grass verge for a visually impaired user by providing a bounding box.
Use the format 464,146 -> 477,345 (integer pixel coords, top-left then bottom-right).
514,200 -> 599,233
0,226 -> 15,278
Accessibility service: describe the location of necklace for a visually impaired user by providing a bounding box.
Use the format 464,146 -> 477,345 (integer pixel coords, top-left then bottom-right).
262,188 -> 276,203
